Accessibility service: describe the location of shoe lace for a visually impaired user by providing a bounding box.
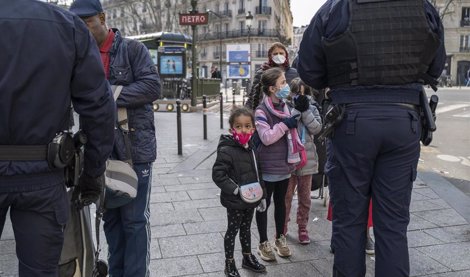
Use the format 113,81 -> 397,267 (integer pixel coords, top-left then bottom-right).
278,235 -> 288,247
263,241 -> 273,252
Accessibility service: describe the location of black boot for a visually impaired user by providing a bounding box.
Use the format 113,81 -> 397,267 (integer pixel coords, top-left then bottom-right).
242,253 -> 267,273
225,259 -> 240,277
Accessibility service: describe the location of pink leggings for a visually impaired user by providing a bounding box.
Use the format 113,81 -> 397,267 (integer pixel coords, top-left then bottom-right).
285,175 -> 312,229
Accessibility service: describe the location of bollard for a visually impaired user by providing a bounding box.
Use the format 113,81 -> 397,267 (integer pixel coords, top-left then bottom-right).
232,89 -> 235,106
203,95 -> 207,140
219,92 -> 224,129
176,100 -> 182,155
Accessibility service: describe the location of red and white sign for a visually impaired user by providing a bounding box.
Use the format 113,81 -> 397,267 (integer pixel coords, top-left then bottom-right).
179,13 -> 209,25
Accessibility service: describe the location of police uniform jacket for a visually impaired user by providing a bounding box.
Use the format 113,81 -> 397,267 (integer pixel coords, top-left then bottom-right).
298,0 -> 446,105
212,135 -> 266,210
108,29 -> 161,163
0,0 -> 115,192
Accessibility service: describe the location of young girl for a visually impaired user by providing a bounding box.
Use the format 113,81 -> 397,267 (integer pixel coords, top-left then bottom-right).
284,78 -> 322,244
254,67 -> 304,261
212,107 -> 267,277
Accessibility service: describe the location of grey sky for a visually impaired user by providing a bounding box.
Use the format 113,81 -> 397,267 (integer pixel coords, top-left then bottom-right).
291,0 -> 327,27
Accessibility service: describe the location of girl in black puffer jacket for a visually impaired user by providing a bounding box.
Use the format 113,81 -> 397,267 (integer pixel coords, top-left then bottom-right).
212,107 -> 267,277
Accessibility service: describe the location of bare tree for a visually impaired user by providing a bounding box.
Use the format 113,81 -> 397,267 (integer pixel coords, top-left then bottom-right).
429,0 -> 458,20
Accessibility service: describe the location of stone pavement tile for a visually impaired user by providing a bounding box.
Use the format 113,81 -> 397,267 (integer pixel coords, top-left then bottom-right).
151,185 -> 167,193
198,207 -> 227,221
173,199 -> 221,210
150,256 -> 204,277
428,199 -> 452,209
184,220 -> 227,235
416,242 -> 470,271
310,255 -> 376,277
154,176 -> 181,186
413,187 -> 441,200
426,271 -> 470,277
410,199 -> 453,213
197,252 -> 225,273
150,239 -> 162,259
409,248 -> 450,276
164,182 -> 214,192
413,209 -> 468,227
0,240 -> 14,255
179,175 -> 214,184
187,188 -> 220,200
152,223 -> 186,239
159,233 -> 224,258
152,191 -> 191,203
408,213 -> 439,231
287,240 -> 332,262
0,254 -> 17,276
257,261 -> 321,277
151,209 -> 204,226
150,202 -> 175,212
407,229 -> 445,248
424,225 -> 470,243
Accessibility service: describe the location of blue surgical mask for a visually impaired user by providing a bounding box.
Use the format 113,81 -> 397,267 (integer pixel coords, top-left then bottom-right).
275,84 -> 290,99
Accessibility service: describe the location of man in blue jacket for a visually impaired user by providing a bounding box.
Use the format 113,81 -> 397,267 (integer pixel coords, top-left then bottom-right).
298,1 -> 446,277
70,0 -> 161,276
0,0 -> 115,276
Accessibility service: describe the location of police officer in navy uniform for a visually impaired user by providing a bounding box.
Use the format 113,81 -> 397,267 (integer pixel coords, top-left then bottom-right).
0,0 -> 115,276
298,1 -> 445,277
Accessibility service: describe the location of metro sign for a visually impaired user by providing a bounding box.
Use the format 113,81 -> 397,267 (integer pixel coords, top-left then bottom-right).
179,13 -> 209,25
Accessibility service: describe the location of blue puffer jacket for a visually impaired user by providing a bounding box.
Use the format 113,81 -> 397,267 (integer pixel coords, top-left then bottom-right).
108,29 -> 161,163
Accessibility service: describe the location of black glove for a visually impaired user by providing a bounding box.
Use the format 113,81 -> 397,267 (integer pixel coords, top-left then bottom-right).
294,95 -> 310,112
282,114 -> 300,129
77,173 -> 104,207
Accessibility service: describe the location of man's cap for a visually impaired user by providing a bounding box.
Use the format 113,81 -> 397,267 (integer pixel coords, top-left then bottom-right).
69,0 -> 103,17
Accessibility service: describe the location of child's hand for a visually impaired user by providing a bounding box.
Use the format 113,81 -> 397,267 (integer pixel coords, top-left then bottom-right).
233,187 -> 239,195
256,199 -> 266,212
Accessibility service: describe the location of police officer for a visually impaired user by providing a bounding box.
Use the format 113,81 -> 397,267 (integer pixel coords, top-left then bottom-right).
298,1 -> 445,277
0,0 -> 115,276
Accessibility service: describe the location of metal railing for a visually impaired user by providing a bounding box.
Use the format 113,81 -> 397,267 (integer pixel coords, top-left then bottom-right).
199,28 -> 280,41
255,6 -> 272,15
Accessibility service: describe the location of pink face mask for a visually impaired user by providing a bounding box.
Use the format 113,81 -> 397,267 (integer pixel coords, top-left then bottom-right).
232,130 -> 253,145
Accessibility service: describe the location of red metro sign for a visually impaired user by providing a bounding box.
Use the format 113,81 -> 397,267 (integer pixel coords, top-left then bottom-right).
179,13 -> 209,25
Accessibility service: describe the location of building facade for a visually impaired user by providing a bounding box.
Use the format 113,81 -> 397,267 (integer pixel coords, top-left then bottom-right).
102,0 -> 293,82
433,0 -> 470,85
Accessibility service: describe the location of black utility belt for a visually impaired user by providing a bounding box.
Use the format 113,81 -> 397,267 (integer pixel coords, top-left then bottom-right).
0,132 -> 76,169
344,102 -> 419,112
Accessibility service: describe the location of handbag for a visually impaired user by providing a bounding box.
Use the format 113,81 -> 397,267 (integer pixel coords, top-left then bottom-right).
104,85 -> 139,209
239,150 -> 263,203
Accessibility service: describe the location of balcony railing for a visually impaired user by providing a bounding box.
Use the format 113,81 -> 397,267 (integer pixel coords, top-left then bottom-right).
221,9 -> 232,17
238,8 -> 245,15
199,28 -> 280,41
459,46 -> 470,52
461,18 -> 470,27
256,6 -> 272,15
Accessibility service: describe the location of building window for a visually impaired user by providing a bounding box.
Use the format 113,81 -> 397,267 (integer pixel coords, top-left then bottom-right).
258,20 -> 267,34
239,0 -> 245,10
460,35 -> 470,52
240,21 -> 245,33
462,7 -> 470,27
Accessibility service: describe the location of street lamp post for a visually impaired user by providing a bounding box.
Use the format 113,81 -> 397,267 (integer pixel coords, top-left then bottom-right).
190,0 -> 198,107
207,10 -> 225,101
245,11 -> 253,101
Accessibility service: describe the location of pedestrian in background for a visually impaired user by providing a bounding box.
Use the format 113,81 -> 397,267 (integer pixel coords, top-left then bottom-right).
212,107 -> 267,277
298,0 -> 445,276
245,42 -> 298,110
0,0 -> 115,276
70,0 -> 161,276
284,78 -> 322,244
253,67 -> 304,261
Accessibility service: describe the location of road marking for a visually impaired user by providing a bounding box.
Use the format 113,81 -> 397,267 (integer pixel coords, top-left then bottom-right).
453,112 -> 470,118
459,156 -> 470,167
436,154 -> 461,162
436,104 -> 470,114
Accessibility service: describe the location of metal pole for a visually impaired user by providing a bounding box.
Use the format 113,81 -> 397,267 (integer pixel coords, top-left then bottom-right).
203,95 -> 207,140
219,16 -> 223,88
219,92 -> 223,129
232,88 -> 235,105
176,100 -> 182,155
190,0 -> 198,107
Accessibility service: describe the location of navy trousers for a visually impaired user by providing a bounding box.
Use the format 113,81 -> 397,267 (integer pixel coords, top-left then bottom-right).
103,162 -> 152,277
0,183 -> 68,277
326,104 -> 421,277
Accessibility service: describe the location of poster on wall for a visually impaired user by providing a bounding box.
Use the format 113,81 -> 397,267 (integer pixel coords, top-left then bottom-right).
226,44 -> 250,63
158,53 -> 186,77
227,64 -> 250,79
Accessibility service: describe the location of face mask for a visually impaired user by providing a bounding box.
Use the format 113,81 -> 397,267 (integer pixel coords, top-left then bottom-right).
275,84 -> 290,99
232,130 -> 253,145
272,54 -> 286,65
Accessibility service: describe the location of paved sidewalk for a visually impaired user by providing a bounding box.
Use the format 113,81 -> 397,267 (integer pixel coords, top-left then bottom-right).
1,106 -> 470,277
